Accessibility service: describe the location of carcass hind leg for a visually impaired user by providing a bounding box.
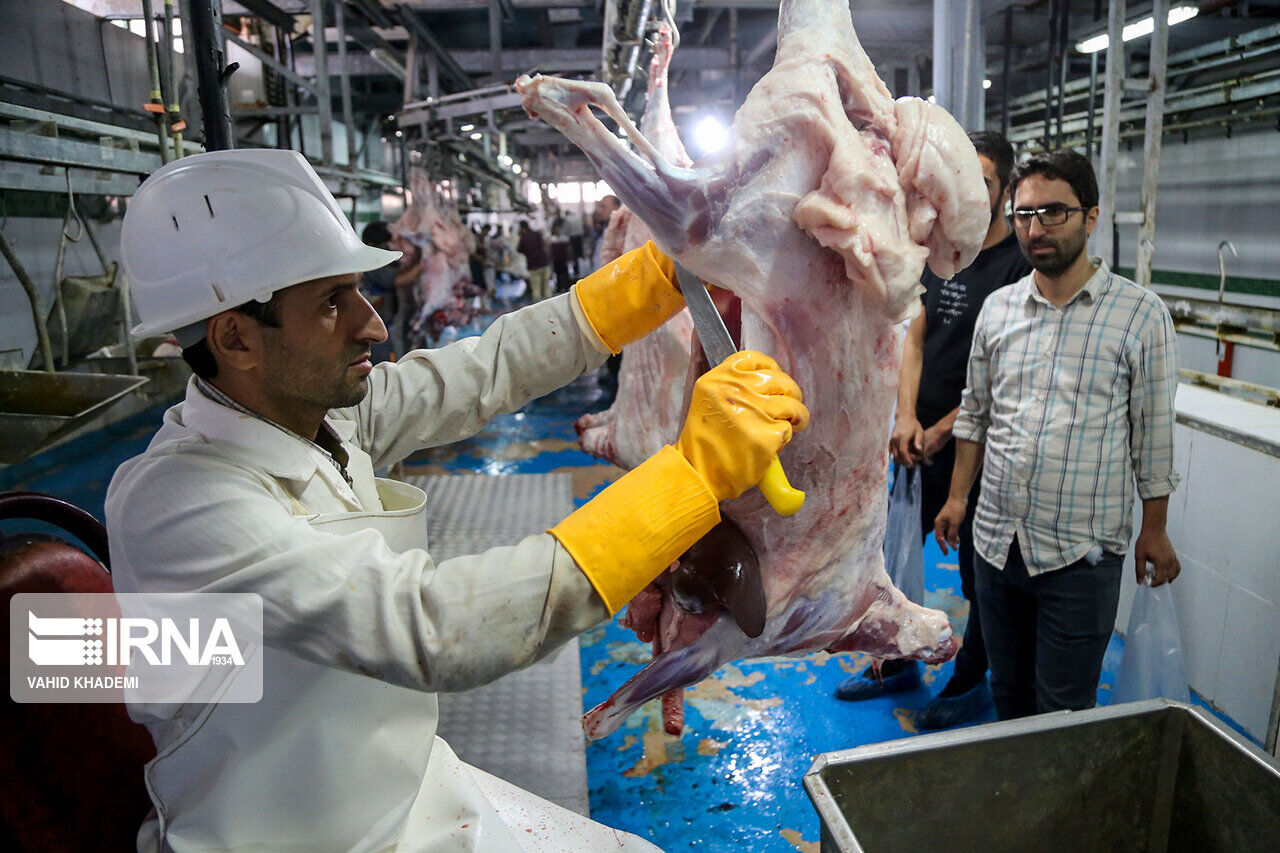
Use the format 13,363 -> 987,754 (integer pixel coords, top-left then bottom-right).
582,638 -> 723,739
825,584 -> 958,665
514,74 -> 703,252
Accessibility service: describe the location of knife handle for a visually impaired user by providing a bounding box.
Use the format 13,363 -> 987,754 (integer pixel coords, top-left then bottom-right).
759,457 -> 805,516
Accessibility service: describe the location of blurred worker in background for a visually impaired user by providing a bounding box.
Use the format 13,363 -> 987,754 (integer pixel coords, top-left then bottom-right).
550,219 -> 574,293
562,207 -> 586,276
490,224 -> 516,276
468,225 -> 487,292
109,148 -> 808,851
359,221 -> 421,363
517,219 -> 552,302
481,224 -> 499,293
834,132 -> 1032,730
936,149 -> 1181,721
590,195 -> 621,267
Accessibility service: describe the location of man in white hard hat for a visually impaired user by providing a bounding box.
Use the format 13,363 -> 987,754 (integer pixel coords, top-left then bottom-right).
105,149 -> 808,851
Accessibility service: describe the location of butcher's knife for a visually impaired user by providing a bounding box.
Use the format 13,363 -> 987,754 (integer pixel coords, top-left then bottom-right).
674,262 -> 806,517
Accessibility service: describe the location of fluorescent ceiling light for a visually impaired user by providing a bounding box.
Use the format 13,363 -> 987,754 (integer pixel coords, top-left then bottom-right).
460,123 -> 475,132
692,115 -> 729,154
1075,5 -> 1198,54
469,132 -> 483,141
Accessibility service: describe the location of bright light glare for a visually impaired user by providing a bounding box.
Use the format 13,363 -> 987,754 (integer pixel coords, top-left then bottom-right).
460,123 -> 475,132
469,132 -> 483,141
982,78 -> 992,90
115,18 -> 183,51
693,116 -> 728,154
1075,5 -> 1198,53
555,182 -> 582,204
512,164 -> 522,174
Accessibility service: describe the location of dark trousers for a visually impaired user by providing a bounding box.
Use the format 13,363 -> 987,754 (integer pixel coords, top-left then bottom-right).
976,537 -> 1123,720
919,437 -> 986,691
553,261 -> 573,293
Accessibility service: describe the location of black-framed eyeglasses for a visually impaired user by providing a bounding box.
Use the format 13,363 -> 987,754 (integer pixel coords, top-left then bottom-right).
1012,204 -> 1086,228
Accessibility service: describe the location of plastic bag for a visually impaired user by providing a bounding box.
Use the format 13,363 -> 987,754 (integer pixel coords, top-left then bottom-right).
884,463 -> 924,605
1113,575 -> 1191,704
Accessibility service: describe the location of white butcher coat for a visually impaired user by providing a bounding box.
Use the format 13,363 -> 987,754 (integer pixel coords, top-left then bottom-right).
105,296 -> 659,852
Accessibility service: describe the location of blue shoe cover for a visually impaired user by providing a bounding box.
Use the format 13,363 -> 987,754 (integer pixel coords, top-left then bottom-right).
834,661 -> 922,702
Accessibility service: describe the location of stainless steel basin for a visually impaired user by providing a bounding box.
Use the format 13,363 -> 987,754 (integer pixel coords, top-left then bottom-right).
804,699 -> 1280,852
0,370 -> 148,463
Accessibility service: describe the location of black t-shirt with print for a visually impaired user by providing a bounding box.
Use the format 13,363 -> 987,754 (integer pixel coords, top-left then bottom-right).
916,231 -> 1032,427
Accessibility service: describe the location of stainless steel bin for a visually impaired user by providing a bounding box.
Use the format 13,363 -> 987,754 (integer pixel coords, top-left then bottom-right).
804,700 -> 1280,852
0,370 -> 147,463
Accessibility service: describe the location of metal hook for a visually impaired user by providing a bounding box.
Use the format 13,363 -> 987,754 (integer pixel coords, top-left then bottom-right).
662,0 -> 681,49
61,169 -> 84,243
1217,240 -> 1237,304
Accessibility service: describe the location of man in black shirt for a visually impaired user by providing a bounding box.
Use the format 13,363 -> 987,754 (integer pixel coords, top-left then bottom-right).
836,132 -> 1032,729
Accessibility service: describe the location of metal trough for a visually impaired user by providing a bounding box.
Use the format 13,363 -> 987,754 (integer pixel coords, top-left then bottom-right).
0,370 -> 148,463
804,700 -> 1280,852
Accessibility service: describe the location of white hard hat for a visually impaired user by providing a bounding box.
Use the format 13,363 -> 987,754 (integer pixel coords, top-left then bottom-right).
122,149 -> 400,340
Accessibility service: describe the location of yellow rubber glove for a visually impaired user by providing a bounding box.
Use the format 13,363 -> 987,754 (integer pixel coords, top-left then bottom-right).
549,350 -> 807,613
572,240 -> 683,354
677,351 -> 810,501
549,446 -> 720,613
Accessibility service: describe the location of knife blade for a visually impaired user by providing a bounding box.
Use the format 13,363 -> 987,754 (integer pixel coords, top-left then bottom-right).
674,262 -> 806,517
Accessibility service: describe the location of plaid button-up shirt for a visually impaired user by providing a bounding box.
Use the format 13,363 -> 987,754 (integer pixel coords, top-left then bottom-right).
953,260 -> 1181,575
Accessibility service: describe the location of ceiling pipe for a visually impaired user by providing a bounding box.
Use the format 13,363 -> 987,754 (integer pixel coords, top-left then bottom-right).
188,0 -> 234,151
616,0 -> 655,105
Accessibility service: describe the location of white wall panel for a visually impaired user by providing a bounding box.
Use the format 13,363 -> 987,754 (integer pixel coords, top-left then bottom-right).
1217,584 -> 1280,738
1169,553 -> 1229,703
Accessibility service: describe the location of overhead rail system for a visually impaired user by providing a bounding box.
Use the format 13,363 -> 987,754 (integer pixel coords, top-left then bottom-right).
1001,17 -> 1280,152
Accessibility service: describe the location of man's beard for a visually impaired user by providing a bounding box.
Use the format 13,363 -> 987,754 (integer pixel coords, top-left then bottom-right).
264,343 -> 371,415
1024,227 -> 1087,276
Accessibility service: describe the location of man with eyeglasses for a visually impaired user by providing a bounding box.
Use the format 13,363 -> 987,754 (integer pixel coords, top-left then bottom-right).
835,132 -> 1030,730
935,149 -> 1182,721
